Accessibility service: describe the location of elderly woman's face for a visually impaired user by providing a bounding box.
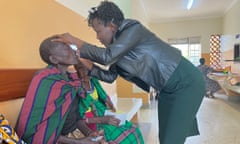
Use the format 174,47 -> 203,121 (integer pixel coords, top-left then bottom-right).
50,44 -> 79,65
92,18 -> 115,47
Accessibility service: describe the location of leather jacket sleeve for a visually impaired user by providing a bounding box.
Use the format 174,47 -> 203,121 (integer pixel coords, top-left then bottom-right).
89,64 -> 118,83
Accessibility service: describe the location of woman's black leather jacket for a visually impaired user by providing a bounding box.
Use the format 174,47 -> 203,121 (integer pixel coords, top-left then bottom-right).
81,19 -> 182,92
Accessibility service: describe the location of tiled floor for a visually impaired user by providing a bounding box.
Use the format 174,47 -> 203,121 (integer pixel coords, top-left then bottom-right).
137,91 -> 240,144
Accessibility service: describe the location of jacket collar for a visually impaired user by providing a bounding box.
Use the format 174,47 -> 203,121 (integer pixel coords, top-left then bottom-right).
114,19 -> 139,41
118,19 -> 139,31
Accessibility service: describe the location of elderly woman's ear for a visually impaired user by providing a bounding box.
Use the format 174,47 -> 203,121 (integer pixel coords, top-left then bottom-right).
49,55 -> 59,65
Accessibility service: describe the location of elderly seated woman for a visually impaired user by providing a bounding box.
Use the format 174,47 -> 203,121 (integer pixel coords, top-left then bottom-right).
15,36 -> 106,144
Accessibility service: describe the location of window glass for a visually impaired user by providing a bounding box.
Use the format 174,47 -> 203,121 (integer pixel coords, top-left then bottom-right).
169,37 -> 201,66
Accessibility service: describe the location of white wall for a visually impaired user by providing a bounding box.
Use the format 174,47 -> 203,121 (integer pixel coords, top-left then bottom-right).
223,0 -> 240,34
148,17 -> 223,53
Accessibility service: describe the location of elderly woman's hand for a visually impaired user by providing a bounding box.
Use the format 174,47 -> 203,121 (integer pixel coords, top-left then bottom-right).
99,115 -> 121,126
105,97 -> 116,112
57,135 -> 108,144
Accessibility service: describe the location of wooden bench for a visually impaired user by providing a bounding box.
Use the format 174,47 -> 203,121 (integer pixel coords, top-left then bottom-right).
222,74 -> 240,101
207,72 -> 240,101
0,69 -> 38,127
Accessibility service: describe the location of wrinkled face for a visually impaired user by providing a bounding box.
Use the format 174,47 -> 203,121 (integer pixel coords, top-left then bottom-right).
50,44 -> 79,66
92,18 -> 116,47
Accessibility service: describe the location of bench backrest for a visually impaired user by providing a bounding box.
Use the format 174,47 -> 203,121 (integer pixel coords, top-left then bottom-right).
0,69 -> 38,102
0,69 -> 38,126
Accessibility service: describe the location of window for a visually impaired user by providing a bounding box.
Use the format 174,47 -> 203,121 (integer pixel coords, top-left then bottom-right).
168,37 -> 201,66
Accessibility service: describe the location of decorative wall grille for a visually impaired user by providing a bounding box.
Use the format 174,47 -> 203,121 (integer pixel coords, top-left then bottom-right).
210,35 -> 221,69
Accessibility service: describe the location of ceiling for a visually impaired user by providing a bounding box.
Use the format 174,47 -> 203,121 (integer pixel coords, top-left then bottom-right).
141,0 -> 237,22
56,0 -> 238,23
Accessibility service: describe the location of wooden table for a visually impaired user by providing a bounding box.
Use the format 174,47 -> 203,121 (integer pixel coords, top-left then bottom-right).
223,74 -> 240,96
207,72 -> 240,96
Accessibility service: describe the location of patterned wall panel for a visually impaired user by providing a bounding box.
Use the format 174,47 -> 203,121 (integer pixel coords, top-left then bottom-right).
210,35 -> 222,69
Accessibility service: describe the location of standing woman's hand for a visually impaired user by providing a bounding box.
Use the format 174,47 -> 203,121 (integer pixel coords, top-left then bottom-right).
52,33 -> 84,50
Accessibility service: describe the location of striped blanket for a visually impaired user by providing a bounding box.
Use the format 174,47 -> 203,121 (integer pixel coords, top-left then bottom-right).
15,65 -> 82,144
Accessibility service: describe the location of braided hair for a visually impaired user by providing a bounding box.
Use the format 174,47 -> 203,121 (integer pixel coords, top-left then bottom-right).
87,1 -> 125,27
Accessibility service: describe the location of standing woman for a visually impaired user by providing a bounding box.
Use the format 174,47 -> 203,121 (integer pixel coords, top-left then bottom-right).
55,1 -> 205,144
